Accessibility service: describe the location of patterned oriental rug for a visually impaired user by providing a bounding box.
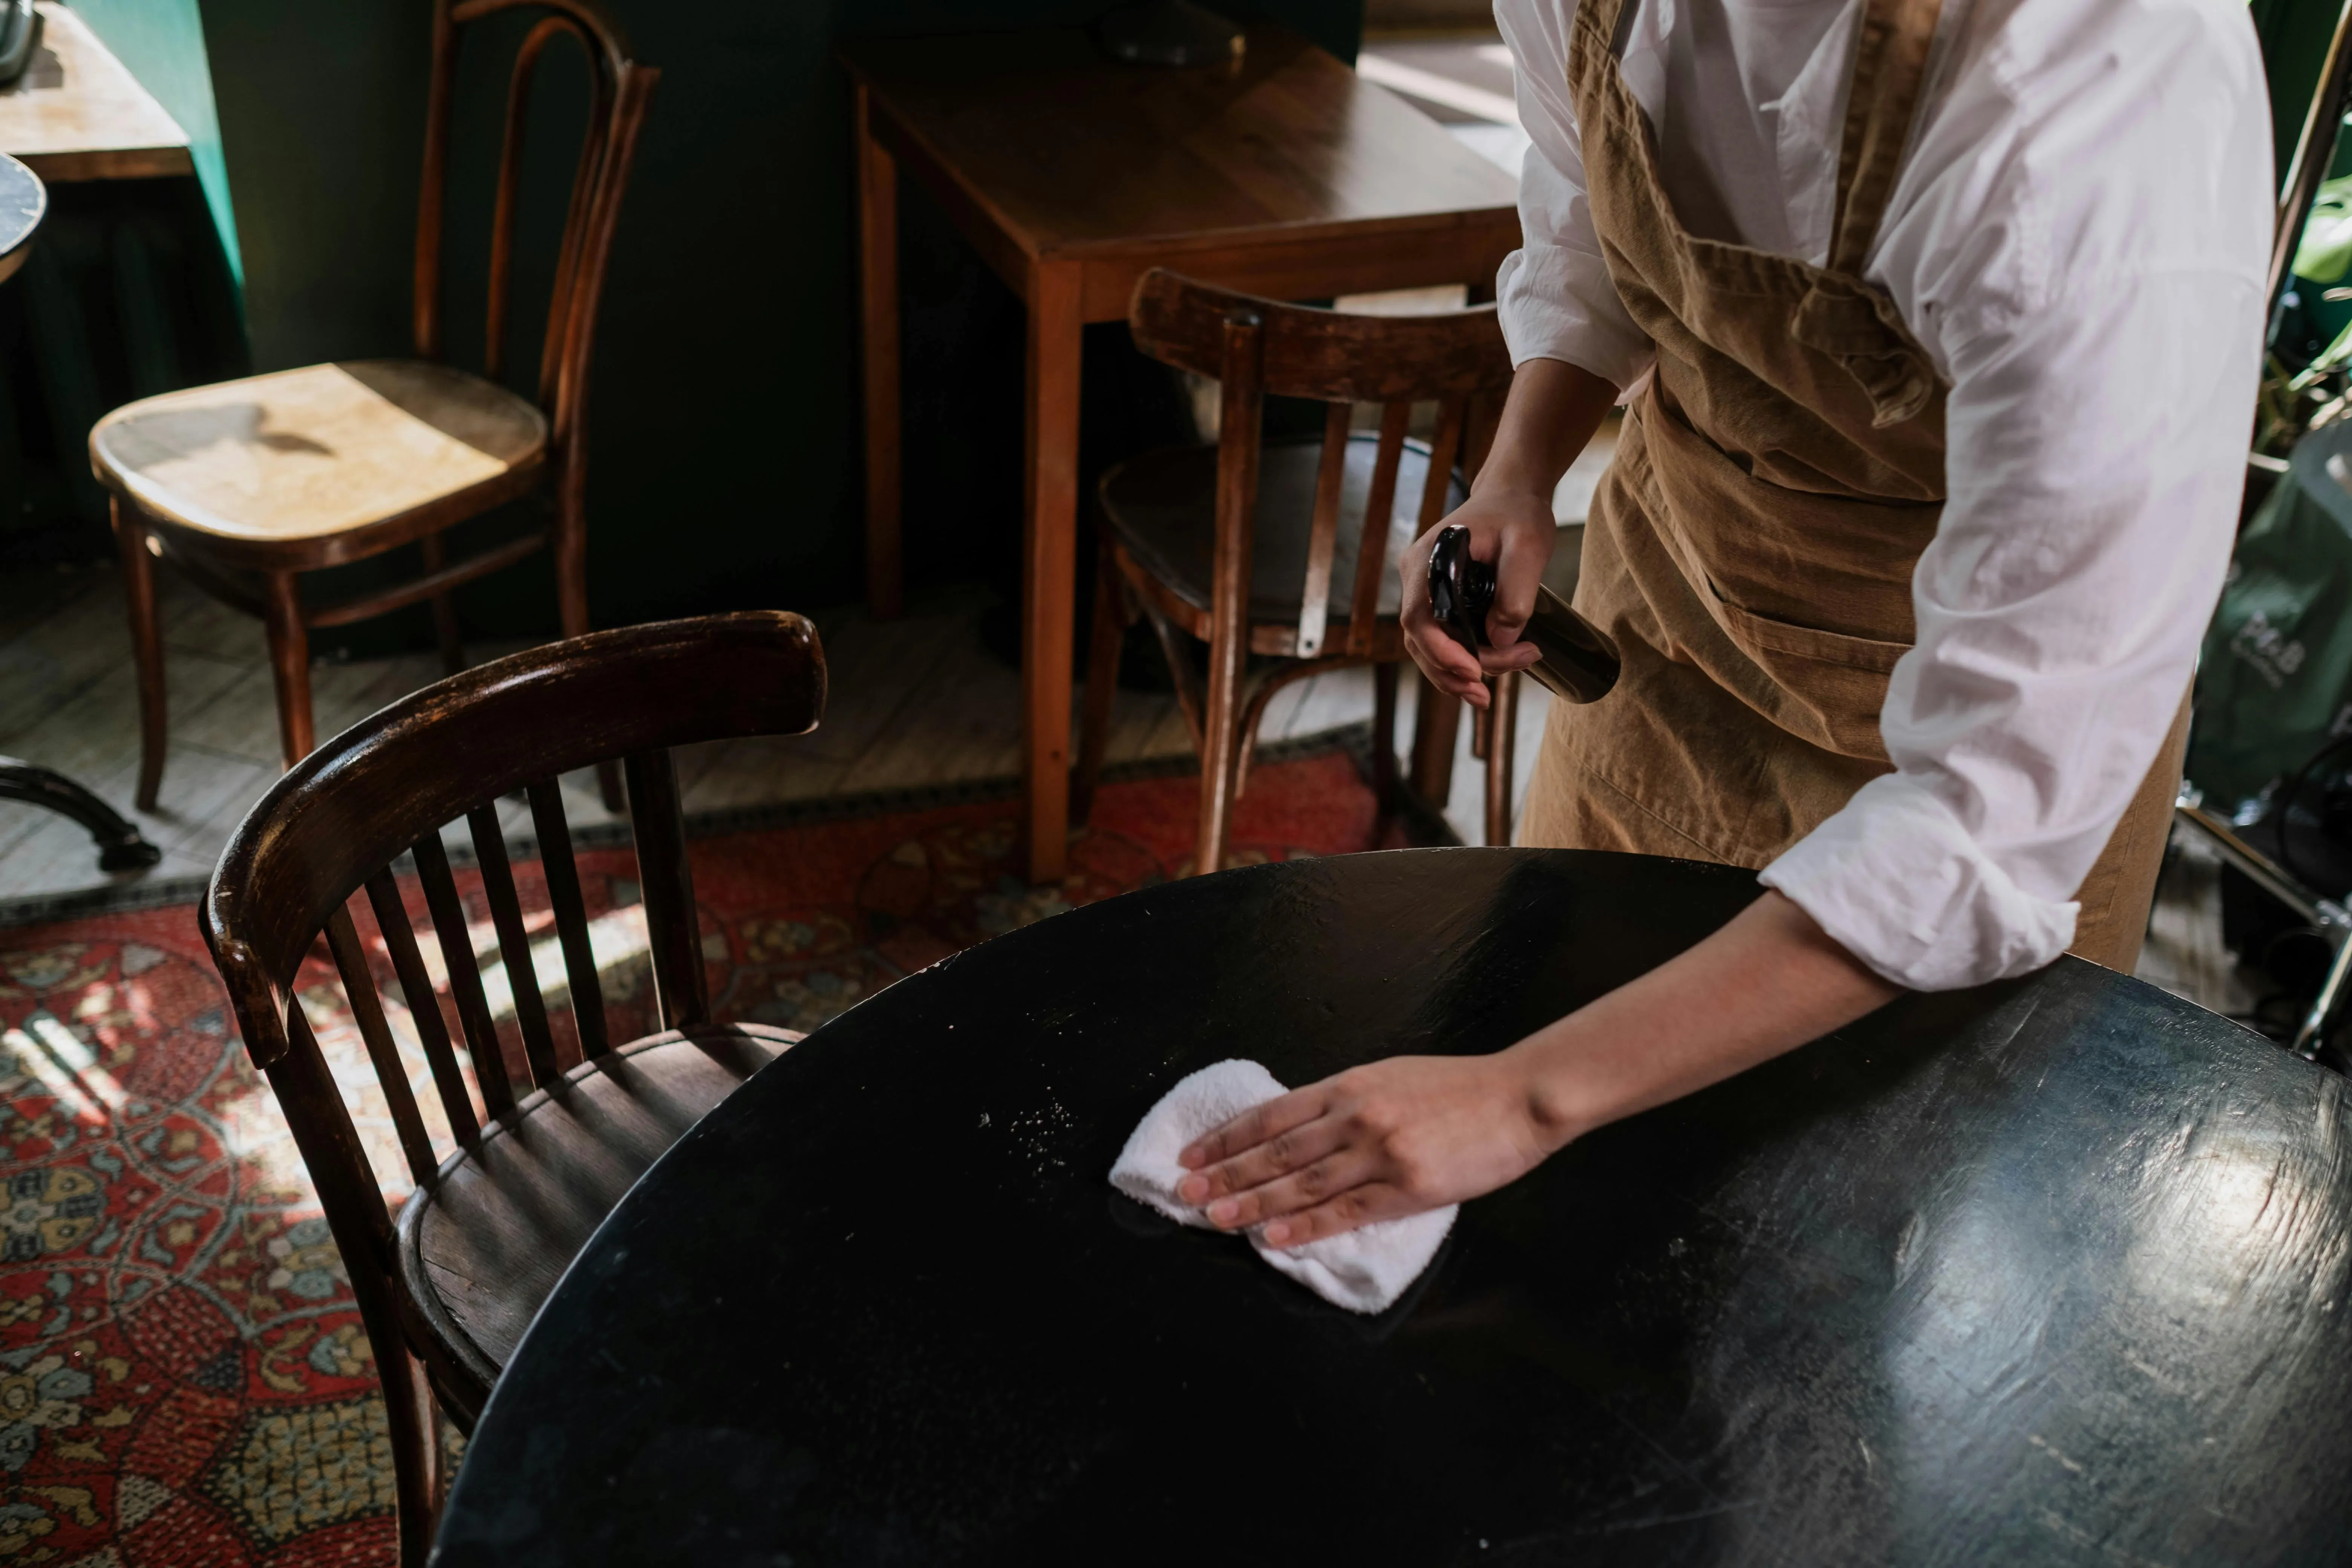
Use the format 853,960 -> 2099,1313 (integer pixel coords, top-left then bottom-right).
0,738 -> 1388,1566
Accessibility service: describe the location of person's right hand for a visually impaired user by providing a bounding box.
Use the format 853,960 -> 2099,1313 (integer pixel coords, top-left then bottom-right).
1398,484 -> 1555,712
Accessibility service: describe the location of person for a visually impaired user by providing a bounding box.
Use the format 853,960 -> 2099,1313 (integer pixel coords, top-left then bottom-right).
1171,0 -> 2271,1246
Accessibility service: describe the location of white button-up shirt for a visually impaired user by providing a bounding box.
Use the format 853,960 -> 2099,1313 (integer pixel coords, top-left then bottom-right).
1494,0 -> 2272,988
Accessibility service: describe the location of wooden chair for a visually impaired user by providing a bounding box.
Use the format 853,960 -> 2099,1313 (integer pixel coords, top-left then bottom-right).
1074,270 -> 1526,873
200,611 -> 822,1565
90,0 -> 657,809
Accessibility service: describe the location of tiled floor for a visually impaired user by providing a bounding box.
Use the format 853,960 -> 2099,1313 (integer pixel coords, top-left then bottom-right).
1358,34 -> 1531,176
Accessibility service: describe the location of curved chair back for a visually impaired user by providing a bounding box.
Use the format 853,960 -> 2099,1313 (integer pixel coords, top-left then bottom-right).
1125,268 -> 1516,659
200,611 -> 821,1559
413,0 -> 656,462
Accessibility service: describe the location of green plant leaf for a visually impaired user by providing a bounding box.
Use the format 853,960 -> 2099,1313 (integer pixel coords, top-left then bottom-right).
2297,173 -> 2352,283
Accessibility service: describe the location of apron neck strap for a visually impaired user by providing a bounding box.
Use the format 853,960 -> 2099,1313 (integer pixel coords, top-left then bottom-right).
1582,0 -> 1637,62
1827,0 -> 1946,276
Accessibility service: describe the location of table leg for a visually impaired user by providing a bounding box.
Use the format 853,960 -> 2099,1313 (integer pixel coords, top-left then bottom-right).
1021,262 -> 1084,885
856,84 -> 903,622
0,757 -> 161,871
1484,671 -> 1519,846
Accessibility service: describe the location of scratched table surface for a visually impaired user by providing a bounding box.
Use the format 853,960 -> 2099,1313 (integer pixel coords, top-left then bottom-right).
432,849 -> 2352,1566
0,152 -> 42,284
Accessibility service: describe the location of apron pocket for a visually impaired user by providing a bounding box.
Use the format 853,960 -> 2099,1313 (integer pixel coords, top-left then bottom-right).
1710,593 -> 1909,674
1706,589 -> 1909,760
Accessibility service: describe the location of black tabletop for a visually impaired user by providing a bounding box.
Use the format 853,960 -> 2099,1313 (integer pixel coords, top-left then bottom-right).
432,849 -> 2352,1566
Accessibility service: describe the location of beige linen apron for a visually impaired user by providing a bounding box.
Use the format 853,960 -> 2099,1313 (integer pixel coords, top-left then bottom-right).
1518,0 -> 2184,971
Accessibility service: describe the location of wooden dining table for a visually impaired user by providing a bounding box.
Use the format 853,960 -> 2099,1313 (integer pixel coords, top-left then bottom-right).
841,24 -> 1521,882
0,5 -> 194,182
432,848 -> 2352,1565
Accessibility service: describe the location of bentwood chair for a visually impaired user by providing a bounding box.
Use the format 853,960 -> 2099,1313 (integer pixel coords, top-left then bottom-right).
91,0 -> 657,810
201,612 -> 823,1565
1074,270 -> 1525,873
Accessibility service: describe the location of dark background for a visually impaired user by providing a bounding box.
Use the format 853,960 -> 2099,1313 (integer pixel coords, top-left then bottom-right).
182,0 -> 1364,651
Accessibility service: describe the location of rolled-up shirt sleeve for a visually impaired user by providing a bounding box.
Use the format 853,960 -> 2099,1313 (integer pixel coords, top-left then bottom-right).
1494,0 -> 1653,388
1760,262 -> 2262,988
1756,0 -> 2269,991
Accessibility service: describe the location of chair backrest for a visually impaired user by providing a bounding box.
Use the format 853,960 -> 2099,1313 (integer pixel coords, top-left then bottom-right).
200,612 -> 822,1318
1127,269 -> 1517,657
413,0 -> 656,460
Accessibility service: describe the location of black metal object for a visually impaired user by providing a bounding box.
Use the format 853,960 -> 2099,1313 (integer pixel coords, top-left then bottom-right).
1092,0 -> 1244,67
434,849 -> 2352,1565
0,3 -> 37,90
1428,522 -> 1621,703
0,758 -> 161,872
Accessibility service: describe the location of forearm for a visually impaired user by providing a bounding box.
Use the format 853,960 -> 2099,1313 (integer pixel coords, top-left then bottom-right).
1508,891 -> 1901,1149
1475,356 -> 1618,505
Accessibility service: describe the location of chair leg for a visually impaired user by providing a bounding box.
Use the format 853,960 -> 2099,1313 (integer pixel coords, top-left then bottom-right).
386,1344 -> 443,1568
1073,546 -> 1129,827
1410,671 -> 1463,812
1372,660 -> 1399,814
110,498 -> 168,811
262,570 -> 315,768
1484,671 -> 1519,847
553,481 -> 624,813
1139,600 -> 1205,752
1194,617 -> 1248,879
417,532 -> 465,675
553,487 -> 590,644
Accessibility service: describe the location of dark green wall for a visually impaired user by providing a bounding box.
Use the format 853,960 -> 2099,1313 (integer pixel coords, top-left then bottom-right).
195,0 -> 1363,646
2255,0 -> 2352,187
73,0 -> 242,282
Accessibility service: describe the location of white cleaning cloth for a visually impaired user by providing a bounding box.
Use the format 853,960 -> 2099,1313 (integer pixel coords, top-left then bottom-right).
1109,1058 -> 1456,1314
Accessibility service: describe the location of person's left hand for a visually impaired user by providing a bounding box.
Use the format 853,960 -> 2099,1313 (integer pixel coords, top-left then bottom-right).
1175,1054 -> 1559,1247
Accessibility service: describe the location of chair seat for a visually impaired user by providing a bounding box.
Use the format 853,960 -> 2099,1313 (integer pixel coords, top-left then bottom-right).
90,358 -> 547,551
396,1021 -> 796,1398
1099,433 -> 1465,630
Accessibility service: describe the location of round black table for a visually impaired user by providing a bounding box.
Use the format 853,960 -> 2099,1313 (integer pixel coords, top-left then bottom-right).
0,152 -> 155,871
0,152 -> 43,279
432,850 -> 2352,1565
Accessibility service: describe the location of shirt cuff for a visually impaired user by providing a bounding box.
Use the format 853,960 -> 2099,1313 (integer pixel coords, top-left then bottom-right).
1496,244 -> 1655,391
1757,772 -> 2080,991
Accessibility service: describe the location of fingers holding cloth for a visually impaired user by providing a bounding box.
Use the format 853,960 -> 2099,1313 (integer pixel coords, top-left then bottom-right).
1109,1055 -> 1555,1313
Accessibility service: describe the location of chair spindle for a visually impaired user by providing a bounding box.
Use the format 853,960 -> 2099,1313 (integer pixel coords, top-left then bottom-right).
1419,398 -> 1467,531
323,905 -> 440,1187
1346,400 -> 1414,655
412,831 -> 520,1119
363,870 -> 481,1150
467,807 -> 564,1089
280,1001 -> 399,1265
527,779 -> 609,1060
1294,401 -> 1353,659
622,748 -> 710,1031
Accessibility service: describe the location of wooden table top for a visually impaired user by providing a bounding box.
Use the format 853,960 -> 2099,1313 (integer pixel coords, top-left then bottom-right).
0,5 -> 191,182
837,23 -> 1518,262
433,849 -> 2352,1565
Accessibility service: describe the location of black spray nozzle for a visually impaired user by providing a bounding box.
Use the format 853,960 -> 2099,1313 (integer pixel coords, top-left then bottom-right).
1425,524 -> 1622,706
1428,524 -> 1498,654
